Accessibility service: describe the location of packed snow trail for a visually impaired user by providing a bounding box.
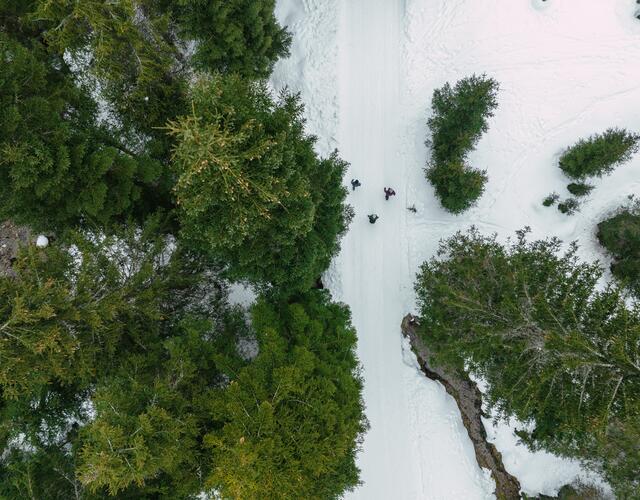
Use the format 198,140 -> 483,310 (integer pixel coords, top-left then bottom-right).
336,1 -> 493,498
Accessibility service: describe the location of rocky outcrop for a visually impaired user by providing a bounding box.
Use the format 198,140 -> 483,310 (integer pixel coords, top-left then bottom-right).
0,221 -> 33,279
401,314 -> 522,500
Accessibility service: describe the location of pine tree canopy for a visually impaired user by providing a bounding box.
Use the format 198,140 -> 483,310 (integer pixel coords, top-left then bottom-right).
0,0 -> 291,232
0,2 -> 364,497
161,0 -> 291,78
169,75 -> 352,291
0,231 -> 366,498
414,228 -> 640,495
425,74 -> 498,214
559,128 -> 640,180
428,74 -> 499,165
203,291 -> 367,500
597,202 -> 640,296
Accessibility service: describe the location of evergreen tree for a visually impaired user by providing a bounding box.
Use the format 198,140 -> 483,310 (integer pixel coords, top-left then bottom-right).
425,160 -> 487,214
0,32 -> 164,230
162,0 -> 291,78
203,291 -> 367,500
76,314 -> 243,497
426,74 -> 498,214
557,197 -> 580,215
0,231 -> 366,498
566,182 -> 594,197
559,128 -> 640,179
0,219 -> 213,498
169,75 -> 352,291
428,74 -> 499,165
0,220 -> 184,401
542,192 -> 560,207
597,203 -> 640,295
414,228 -> 640,495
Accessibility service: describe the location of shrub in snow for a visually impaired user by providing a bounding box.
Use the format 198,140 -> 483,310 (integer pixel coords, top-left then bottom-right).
414,228 -> 640,497
542,192 -> 559,207
597,204 -> 640,295
559,128 -> 640,180
426,74 -> 498,213
426,160 -> 487,214
566,182 -> 594,197
428,74 -> 499,165
557,197 -> 580,215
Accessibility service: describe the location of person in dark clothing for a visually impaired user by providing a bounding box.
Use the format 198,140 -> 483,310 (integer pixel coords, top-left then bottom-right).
383,187 -> 396,200
351,179 -> 361,190
368,214 -> 379,224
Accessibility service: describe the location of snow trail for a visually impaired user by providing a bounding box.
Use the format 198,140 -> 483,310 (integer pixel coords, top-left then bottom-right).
336,1 -> 493,498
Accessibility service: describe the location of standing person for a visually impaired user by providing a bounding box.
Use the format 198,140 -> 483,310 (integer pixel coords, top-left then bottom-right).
383,187 -> 396,200
368,214 -> 379,224
351,179 -> 361,190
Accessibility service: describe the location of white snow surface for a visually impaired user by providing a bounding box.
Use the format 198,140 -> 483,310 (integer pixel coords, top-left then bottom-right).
272,0 -> 640,498
35,235 -> 49,248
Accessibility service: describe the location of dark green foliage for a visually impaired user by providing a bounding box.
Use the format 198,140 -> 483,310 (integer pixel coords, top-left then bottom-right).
162,0 -> 291,78
0,2 -> 365,497
28,0 -> 188,140
425,160 -> 488,214
0,221 -> 213,498
0,231 -> 366,498
426,74 -> 498,213
169,75 -> 352,291
428,74 -> 499,165
414,228 -> 640,495
566,182 -> 594,197
559,128 -> 640,180
0,220 -> 183,401
542,192 -> 560,207
0,0 -> 292,231
557,197 -> 580,215
597,205 -> 640,295
0,33 -> 164,230
0,446 -> 86,500
204,291 -> 367,499
76,315 -> 241,497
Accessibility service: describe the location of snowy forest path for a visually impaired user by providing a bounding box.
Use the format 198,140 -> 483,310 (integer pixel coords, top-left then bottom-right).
337,0 -> 419,498
336,1 -> 495,498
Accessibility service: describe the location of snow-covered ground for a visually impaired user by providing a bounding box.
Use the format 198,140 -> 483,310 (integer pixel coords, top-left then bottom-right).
272,0 -> 640,498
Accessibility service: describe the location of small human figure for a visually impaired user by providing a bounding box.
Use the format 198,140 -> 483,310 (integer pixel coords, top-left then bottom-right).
351,179 -> 361,191
407,204 -> 417,213
368,214 -> 379,224
383,187 -> 396,201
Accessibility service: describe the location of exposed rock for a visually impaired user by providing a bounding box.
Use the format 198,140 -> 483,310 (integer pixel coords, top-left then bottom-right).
0,221 -> 32,278
401,314 -> 522,500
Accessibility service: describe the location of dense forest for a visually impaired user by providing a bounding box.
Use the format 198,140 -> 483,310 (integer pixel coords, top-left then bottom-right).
0,1 -> 366,498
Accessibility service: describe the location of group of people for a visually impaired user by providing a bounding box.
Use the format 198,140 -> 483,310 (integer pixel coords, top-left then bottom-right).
350,179 -> 397,224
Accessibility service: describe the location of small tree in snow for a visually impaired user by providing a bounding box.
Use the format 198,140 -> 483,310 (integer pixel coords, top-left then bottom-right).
426,74 -> 499,214
559,128 -> 640,179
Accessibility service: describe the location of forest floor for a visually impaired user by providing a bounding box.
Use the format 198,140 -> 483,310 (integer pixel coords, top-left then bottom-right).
271,0 -> 640,498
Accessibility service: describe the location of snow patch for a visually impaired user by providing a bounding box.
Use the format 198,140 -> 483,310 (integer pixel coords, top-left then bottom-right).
35,235 -> 49,248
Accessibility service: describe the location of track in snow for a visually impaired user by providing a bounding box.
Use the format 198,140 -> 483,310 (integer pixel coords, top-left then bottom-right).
336,1 -> 493,498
